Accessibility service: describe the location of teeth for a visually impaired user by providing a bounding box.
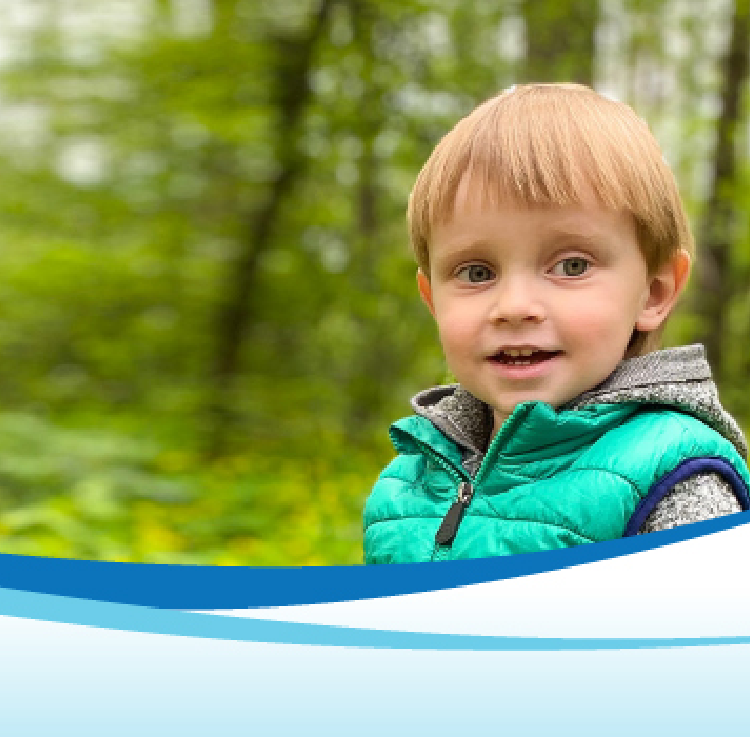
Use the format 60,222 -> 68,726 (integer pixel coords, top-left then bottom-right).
503,348 -> 535,357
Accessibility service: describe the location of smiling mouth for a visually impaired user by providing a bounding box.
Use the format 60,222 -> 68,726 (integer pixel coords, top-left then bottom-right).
489,349 -> 562,366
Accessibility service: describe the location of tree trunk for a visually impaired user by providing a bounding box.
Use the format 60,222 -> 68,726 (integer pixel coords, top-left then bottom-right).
346,0 -> 387,439
522,0 -> 599,86
205,0 -> 334,456
696,0 -> 750,381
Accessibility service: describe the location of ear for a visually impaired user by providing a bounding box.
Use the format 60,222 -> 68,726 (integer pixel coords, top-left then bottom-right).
416,269 -> 436,317
635,249 -> 691,332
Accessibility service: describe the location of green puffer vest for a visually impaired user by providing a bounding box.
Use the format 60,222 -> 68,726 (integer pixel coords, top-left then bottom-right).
363,400 -> 750,564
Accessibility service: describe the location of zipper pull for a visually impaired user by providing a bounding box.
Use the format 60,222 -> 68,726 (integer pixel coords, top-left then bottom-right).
435,482 -> 474,546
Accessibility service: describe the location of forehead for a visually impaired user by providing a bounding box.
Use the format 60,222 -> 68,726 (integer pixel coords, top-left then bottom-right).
448,172 -> 629,230
432,180 -> 640,255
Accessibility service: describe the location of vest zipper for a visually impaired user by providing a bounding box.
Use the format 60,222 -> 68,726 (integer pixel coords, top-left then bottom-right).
434,481 -> 474,546
404,437 -> 474,555
433,408 -> 524,549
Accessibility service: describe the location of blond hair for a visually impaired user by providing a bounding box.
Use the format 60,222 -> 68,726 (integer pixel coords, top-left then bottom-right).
407,83 -> 693,354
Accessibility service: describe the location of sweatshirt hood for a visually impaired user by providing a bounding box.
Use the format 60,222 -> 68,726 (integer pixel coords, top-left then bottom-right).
412,344 -> 748,463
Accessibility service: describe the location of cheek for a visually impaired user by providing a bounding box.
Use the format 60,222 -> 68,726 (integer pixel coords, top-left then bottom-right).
558,297 -> 635,347
434,306 -> 478,347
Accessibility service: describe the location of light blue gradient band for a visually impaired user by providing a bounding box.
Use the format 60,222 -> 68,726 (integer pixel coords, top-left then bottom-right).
0,584 -> 748,650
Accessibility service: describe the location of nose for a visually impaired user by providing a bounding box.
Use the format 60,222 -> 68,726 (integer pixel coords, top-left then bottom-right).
488,275 -> 546,324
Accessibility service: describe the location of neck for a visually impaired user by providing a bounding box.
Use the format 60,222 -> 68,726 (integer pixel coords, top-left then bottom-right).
491,409 -> 509,438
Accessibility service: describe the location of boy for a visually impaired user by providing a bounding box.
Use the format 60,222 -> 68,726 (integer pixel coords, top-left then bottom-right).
363,83 -> 750,564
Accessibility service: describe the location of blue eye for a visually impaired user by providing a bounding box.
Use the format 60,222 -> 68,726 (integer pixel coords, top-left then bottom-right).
457,264 -> 494,282
552,257 -> 589,277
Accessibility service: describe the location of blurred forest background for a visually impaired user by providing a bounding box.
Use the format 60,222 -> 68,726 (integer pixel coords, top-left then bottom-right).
0,0 -> 747,565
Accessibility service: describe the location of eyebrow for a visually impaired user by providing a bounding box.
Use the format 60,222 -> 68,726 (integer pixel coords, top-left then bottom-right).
441,230 -> 602,256
434,239 -> 497,257
544,225 -> 603,243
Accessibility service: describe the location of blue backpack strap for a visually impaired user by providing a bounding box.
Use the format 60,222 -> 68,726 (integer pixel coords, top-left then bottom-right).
624,456 -> 750,537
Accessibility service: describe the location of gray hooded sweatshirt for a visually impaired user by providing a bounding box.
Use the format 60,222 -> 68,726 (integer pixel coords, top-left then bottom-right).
411,344 -> 747,534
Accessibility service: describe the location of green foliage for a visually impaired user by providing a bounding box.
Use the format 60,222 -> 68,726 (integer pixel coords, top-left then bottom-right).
0,412 -> 373,564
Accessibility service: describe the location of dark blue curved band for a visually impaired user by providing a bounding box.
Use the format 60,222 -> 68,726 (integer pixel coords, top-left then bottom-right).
624,456 -> 750,537
0,510 -> 746,609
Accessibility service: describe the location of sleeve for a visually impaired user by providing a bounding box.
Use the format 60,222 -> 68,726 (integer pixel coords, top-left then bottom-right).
636,472 -> 742,534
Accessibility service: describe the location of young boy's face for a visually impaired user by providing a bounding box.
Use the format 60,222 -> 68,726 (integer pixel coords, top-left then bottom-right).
418,184 -> 686,434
